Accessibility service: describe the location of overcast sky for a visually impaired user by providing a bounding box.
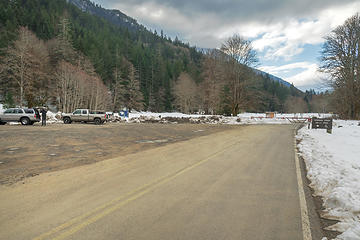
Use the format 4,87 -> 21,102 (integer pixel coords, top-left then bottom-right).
93,0 -> 360,91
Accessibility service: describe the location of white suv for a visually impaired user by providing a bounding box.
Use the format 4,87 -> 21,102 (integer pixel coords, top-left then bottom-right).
0,108 -> 41,125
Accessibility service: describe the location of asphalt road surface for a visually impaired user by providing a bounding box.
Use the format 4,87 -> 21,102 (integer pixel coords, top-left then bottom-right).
0,125 -> 306,240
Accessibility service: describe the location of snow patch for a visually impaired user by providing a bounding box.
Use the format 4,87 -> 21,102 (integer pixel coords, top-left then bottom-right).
297,120 -> 360,240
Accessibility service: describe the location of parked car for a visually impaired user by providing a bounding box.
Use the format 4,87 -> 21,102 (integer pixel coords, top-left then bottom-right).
61,109 -> 107,125
0,108 -> 41,125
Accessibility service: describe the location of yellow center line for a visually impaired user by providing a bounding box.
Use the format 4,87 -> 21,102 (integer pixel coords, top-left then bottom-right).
33,141 -> 239,240
33,166 -> 172,240
53,156 -> 210,240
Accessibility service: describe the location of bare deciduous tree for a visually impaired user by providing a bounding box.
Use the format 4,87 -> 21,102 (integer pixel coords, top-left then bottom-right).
126,64 -> 143,111
56,60 -> 110,112
285,96 -> 308,113
0,27 -> 50,107
200,49 -> 224,114
56,60 -> 75,112
320,13 -> 360,119
220,34 -> 258,115
174,72 -> 198,113
221,34 -> 258,66
310,93 -> 334,113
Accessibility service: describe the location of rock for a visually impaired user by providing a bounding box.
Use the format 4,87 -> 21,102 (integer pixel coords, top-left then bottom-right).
163,117 -> 189,123
153,139 -> 168,143
209,116 -> 220,121
8,147 -> 20,151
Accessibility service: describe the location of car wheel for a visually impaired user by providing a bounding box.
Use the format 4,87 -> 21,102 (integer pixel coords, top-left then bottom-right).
0,121 -> 6,125
20,117 -> 30,125
94,118 -> 101,125
63,117 -> 71,124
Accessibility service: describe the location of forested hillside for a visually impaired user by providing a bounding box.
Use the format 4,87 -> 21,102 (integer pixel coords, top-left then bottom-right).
0,0 -> 306,114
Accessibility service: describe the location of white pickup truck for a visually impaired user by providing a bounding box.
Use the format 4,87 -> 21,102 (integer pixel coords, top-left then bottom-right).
62,109 -> 107,125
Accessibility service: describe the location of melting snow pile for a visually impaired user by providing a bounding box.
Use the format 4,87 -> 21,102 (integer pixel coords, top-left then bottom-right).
127,112 -> 240,124
297,120 -> 360,239
46,111 -> 62,124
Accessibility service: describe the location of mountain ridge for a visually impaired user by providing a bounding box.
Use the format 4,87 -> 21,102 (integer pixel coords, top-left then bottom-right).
69,0 -> 295,89
67,0 -> 150,34
253,69 -> 292,87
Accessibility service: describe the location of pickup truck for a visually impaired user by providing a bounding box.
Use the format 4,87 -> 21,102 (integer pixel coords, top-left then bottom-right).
62,109 -> 107,125
0,108 -> 41,125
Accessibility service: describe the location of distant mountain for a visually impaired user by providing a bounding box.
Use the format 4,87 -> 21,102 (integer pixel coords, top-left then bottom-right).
67,0 -> 146,33
254,69 -> 292,87
68,0 -> 295,88
196,48 -> 294,89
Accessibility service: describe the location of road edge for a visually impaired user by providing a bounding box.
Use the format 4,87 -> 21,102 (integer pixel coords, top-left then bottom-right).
295,126 -> 342,240
293,126 -> 313,240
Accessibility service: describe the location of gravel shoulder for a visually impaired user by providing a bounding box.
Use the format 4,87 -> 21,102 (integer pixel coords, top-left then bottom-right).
0,123 -> 237,185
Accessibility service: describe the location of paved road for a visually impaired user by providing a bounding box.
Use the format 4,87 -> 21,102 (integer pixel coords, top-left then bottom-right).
0,125 -> 304,240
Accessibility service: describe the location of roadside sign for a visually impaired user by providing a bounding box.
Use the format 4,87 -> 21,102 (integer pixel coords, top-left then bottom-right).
311,117 -> 333,133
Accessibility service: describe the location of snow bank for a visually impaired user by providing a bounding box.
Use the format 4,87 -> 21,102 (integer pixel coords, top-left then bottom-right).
297,120 -> 360,240
123,111 -> 332,125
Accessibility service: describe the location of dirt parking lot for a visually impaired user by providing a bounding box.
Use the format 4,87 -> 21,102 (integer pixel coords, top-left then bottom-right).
0,123 -> 238,185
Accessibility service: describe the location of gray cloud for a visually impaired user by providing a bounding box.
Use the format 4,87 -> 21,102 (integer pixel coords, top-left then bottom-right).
95,0 -> 360,49
100,0 -> 355,24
